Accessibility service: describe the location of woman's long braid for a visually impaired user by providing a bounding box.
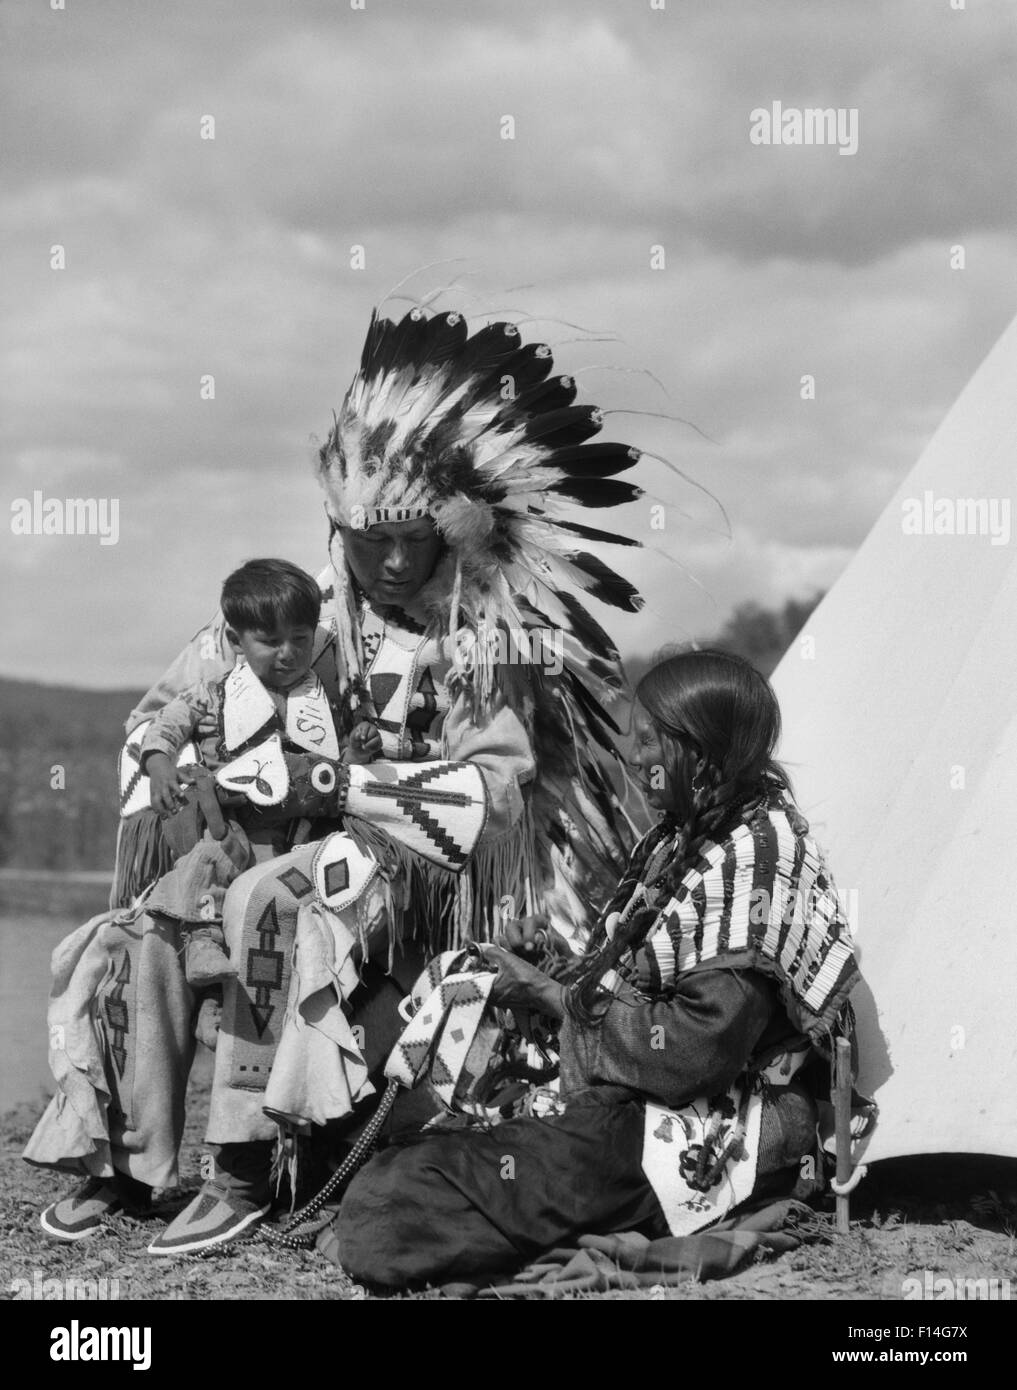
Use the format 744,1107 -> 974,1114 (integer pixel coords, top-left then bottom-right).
568,759 -> 785,1185
677,768 -> 780,1192
562,824 -> 672,1024
562,647 -> 811,1187
565,763 -> 773,1025
655,760 -> 770,900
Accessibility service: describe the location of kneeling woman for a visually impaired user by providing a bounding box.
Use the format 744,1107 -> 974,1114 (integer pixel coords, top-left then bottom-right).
321,650 -> 862,1288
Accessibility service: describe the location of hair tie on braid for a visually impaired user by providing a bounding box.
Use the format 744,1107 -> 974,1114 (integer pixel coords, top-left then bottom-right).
775,788 -> 810,837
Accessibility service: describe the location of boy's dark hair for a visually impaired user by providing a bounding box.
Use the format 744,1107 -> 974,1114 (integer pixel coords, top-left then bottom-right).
221,559 -> 321,634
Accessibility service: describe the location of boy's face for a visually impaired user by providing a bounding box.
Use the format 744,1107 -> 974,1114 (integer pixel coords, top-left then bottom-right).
226,622 -> 316,691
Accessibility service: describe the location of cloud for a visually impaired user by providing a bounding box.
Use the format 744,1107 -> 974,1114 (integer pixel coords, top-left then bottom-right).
7,1 -> 1016,258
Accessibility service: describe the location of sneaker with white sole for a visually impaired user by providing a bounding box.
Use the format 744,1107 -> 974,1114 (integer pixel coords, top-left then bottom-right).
40,1173 -> 151,1242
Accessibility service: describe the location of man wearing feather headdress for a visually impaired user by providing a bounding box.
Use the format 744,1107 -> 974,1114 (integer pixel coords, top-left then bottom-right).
26,304 -> 652,1255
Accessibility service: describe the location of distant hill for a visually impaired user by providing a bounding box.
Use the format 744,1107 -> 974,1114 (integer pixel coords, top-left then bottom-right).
0,677 -> 146,734
0,678 -> 144,871
0,592 -> 824,872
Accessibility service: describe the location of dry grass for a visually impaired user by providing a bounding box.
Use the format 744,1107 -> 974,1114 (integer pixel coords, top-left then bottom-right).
4,1077 -> 1016,1302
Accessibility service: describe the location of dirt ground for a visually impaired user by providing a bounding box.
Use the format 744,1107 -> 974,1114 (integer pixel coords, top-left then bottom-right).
3,1068 -> 1016,1302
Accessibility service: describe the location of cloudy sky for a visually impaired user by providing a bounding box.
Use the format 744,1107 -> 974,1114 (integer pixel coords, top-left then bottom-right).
3,0 -> 1016,687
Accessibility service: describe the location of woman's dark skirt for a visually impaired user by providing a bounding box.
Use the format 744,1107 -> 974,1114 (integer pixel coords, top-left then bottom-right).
333,1080 -> 815,1288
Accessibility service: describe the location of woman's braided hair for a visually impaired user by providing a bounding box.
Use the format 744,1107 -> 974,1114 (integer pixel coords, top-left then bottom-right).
565,648 -> 807,1026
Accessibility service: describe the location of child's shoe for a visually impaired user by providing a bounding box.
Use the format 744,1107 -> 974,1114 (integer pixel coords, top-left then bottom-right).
183,926 -> 236,987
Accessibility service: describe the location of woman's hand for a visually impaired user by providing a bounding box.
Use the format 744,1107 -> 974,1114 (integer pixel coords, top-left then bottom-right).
497,914 -> 572,962
477,944 -> 565,1021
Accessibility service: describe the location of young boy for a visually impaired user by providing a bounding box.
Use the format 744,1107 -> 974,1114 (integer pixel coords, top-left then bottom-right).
140,558 -> 380,991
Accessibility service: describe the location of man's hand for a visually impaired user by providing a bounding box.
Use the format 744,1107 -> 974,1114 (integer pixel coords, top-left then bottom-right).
146,752 -> 195,815
343,721 -> 383,765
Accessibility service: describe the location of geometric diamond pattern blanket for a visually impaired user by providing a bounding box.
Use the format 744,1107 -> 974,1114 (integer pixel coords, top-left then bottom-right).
384,950 -> 500,1112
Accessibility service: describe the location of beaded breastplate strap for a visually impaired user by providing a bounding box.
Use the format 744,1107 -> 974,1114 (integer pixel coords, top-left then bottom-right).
359,604 -> 451,760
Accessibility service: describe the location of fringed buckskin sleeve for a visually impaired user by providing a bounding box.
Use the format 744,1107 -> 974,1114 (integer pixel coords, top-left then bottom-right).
342,698 -> 535,875
138,682 -> 219,770
440,695 -> 536,842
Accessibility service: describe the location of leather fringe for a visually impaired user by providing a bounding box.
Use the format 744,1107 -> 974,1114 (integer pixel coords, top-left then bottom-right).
341,804 -> 540,952
109,810 -> 173,911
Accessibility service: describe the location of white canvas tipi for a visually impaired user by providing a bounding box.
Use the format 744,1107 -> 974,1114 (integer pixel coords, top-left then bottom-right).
771,313 -> 1017,1164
